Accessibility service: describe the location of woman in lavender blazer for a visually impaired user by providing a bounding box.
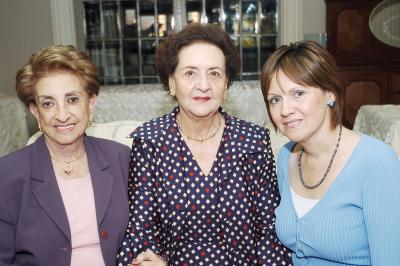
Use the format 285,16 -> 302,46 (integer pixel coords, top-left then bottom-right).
0,45 -> 130,266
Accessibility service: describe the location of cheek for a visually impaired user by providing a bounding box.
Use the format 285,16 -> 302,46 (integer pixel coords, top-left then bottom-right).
268,105 -> 281,121
174,81 -> 193,96
212,81 -> 227,96
37,110 -> 54,124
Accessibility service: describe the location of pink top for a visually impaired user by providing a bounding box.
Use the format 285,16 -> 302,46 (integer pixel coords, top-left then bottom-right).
56,174 -> 106,266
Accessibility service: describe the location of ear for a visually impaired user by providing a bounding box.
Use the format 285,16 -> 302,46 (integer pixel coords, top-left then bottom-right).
168,77 -> 176,96
29,103 -> 39,121
88,94 -> 97,114
325,90 -> 336,103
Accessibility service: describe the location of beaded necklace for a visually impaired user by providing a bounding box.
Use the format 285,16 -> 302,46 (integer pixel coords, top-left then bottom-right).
298,125 -> 342,189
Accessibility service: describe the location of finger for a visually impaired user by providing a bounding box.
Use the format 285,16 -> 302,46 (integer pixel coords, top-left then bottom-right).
128,260 -> 141,266
135,250 -> 156,262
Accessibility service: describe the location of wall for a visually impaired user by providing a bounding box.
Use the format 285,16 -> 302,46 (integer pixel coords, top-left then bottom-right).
302,0 -> 326,36
0,0 -> 54,96
0,0 -> 326,97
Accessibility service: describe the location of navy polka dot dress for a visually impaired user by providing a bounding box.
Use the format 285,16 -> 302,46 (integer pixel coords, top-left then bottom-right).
117,107 -> 292,265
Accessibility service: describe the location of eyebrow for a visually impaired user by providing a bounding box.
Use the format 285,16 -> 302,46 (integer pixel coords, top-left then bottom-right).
179,66 -> 224,71
65,91 -> 84,97
267,86 -> 303,96
36,95 -> 54,101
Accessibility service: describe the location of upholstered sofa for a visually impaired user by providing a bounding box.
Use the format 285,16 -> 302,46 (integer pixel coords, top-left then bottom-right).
2,81 -> 289,157
0,93 -> 29,157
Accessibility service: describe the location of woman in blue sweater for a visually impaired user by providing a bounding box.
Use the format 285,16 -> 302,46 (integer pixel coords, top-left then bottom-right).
260,41 -> 400,265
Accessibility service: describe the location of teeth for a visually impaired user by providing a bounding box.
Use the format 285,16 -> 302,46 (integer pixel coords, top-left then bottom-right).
56,124 -> 74,130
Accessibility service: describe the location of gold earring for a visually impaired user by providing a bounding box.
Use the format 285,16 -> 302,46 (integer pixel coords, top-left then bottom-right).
88,115 -> 93,127
38,123 -> 42,132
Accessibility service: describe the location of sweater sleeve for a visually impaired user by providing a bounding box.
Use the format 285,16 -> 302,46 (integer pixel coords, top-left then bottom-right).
362,149 -> 400,265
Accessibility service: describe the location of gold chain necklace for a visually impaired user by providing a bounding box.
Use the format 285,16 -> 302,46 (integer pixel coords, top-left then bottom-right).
177,113 -> 222,143
51,150 -> 86,175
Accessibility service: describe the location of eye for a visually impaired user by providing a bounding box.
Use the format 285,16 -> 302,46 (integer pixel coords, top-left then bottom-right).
268,96 -> 281,105
210,71 -> 222,78
66,96 -> 81,104
184,70 -> 195,77
40,99 -> 55,109
292,90 -> 305,98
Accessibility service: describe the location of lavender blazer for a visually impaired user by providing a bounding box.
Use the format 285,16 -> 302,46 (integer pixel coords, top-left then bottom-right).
0,135 -> 130,266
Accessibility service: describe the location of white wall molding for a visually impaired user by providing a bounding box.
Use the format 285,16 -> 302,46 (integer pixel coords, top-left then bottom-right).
50,0 -> 77,45
279,0 -> 303,45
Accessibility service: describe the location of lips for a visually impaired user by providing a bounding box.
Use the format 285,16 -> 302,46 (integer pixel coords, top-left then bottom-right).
193,96 -> 211,101
283,119 -> 301,128
54,123 -> 75,132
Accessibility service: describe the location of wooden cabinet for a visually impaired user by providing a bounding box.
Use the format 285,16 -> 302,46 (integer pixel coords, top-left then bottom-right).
325,0 -> 400,127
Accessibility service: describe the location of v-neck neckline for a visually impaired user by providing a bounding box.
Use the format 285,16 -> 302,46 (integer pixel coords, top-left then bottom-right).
285,134 -> 364,220
178,125 -> 226,178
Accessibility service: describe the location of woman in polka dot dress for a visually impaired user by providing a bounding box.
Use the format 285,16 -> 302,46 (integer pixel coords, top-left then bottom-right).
117,23 -> 292,266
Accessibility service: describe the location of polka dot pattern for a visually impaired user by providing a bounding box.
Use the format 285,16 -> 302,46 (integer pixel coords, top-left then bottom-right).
117,107 -> 292,265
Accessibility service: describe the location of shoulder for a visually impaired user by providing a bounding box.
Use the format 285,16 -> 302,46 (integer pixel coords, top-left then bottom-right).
86,135 -> 130,152
130,111 -> 175,141
0,144 -> 36,197
276,141 -> 295,179
0,142 -> 35,173
85,136 -> 130,162
227,115 -> 270,143
277,141 -> 296,161
357,134 -> 398,162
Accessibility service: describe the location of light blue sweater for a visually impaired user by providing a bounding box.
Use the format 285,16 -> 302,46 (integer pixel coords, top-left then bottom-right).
275,134 -> 400,265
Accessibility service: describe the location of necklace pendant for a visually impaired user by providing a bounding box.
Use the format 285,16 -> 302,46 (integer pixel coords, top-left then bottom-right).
64,162 -> 73,175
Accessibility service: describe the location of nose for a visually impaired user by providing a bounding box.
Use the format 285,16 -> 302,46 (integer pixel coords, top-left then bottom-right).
280,98 -> 294,117
55,102 -> 71,122
196,73 -> 211,92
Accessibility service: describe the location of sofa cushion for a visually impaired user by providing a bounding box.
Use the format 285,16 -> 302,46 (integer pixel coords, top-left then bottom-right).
27,121 -> 143,147
27,120 -> 288,156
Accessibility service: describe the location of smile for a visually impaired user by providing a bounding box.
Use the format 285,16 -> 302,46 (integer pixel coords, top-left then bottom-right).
54,123 -> 75,132
283,119 -> 301,128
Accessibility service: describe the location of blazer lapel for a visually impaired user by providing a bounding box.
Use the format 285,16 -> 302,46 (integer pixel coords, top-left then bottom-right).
84,137 -> 114,226
31,136 -> 71,241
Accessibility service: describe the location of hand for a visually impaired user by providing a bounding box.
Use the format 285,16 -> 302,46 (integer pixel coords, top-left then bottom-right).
129,250 -> 167,266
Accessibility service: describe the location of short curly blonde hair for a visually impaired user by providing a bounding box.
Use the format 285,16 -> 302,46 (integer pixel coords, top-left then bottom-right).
16,45 -> 99,107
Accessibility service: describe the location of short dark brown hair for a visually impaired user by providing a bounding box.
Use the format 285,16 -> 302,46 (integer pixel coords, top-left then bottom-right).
16,45 -> 99,107
260,41 -> 344,130
155,23 -> 240,90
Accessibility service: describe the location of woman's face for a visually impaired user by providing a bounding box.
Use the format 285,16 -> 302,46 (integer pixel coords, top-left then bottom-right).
266,71 -> 334,143
169,42 -> 227,120
29,72 -> 96,147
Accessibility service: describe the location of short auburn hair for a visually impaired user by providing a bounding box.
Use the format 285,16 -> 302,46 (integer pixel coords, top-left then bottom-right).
155,23 -> 240,90
260,41 -> 344,130
16,45 -> 99,107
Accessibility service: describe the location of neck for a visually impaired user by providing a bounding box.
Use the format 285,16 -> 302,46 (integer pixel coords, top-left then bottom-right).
45,135 -> 86,162
300,125 -> 342,158
177,110 -> 221,141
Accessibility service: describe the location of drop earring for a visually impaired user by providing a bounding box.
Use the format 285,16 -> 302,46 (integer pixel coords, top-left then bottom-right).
169,80 -> 175,97
327,100 -> 335,108
88,117 -> 93,127
223,85 -> 228,102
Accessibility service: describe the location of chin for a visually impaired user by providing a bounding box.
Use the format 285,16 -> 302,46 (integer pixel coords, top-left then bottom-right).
191,106 -> 220,117
46,132 -> 85,147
